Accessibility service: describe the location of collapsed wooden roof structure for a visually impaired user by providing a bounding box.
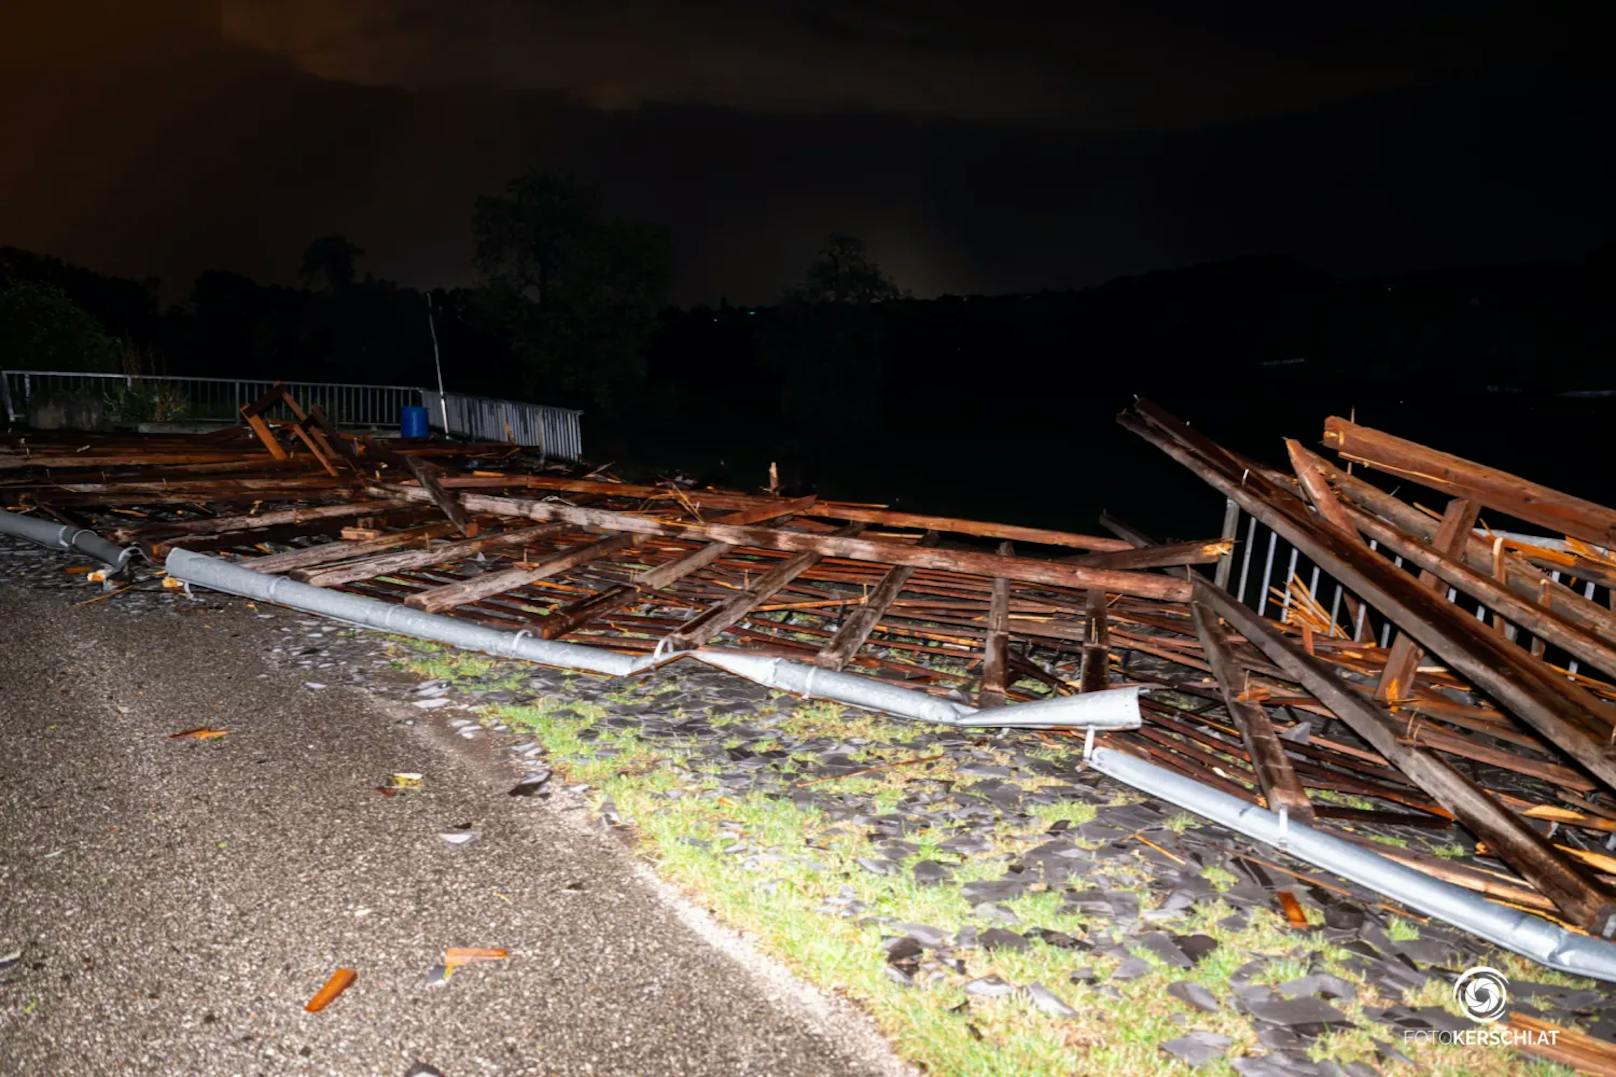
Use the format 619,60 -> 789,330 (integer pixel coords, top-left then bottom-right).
5,387 -> 1616,968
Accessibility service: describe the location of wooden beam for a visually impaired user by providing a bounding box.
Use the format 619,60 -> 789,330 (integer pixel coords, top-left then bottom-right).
978,541 -> 1013,707
295,524 -> 565,587
539,584 -> 638,640
1323,416 -> 1616,547
1128,402 -> 1616,799
1189,601 -> 1314,822
632,496 -> 819,591
1080,588 -> 1111,694
666,530 -> 862,647
432,477 -> 1131,551
404,533 -> 633,613
1375,497 -> 1480,701
662,525 -> 863,650
246,520 -> 460,574
1195,578 -> 1616,933
1304,447 -> 1616,642
1059,537 -> 1231,570
144,499 -> 400,538
814,531 -> 938,670
402,457 -> 474,536
375,485 -> 1195,602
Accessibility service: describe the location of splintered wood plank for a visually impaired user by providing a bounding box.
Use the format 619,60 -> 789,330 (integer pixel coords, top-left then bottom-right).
1375,497 -> 1479,702
1079,587 -> 1110,693
1189,601 -> 1314,823
977,541 -> 1013,707
540,584 -> 637,640
296,524 -> 565,587
241,411 -> 288,460
814,530 -> 938,670
636,542 -> 732,590
246,521 -> 460,574
1196,577 -> 1616,933
1324,416 -> 1616,548
404,533 -> 632,612
632,495 -> 819,590
376,485 -> 1195,602
404,455 -> 473,536
148,499 -> 401,538
1060,538 -> 1231,571
662,525 -> 864,650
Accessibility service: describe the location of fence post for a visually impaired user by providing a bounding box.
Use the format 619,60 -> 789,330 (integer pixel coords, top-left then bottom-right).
1212,497 -> 1240,590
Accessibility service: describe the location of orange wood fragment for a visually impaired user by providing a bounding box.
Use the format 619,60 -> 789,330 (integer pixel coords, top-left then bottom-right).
444,947 -> 508,969
167,727 -> 229,740
1275,890 -> 1310,929
304,968 -> 356,1012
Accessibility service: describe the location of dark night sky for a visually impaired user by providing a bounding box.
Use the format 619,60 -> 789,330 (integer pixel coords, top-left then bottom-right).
5,2 -> 1615,304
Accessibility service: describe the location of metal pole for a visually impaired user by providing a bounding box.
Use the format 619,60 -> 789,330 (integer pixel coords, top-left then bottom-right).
427,293 -> 449,434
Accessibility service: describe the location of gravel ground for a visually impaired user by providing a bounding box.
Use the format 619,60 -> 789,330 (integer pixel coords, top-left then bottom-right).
0,580 -> 904,1077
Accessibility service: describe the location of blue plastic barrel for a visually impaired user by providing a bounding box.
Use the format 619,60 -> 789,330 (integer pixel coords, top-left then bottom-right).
399,405 -> 430,439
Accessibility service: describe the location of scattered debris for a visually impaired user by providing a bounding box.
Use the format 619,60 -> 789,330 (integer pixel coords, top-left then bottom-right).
167,727 -> 228,741
7,395 -> 1616,978
303,967 -> 356,1013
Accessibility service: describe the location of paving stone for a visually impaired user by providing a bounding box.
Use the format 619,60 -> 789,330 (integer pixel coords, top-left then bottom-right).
1160,1031 -> 1232,1067
980,928 -> 1028,952
964,975 -> 1017,999
1167,980 -> 1221,1013
1246,996 -> 1355,1036
1111,956 -> 1152,981
1023,983 -> 1077,1018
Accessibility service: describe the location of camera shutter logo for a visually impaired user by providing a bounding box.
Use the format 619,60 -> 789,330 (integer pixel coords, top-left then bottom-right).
1454,966 -> 1508,1023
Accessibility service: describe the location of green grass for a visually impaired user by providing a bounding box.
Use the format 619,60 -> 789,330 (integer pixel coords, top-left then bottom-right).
394,645 -> 1576,1075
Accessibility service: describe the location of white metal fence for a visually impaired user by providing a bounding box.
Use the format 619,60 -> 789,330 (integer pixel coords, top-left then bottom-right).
0,370 -> 582,460
1214,499 -> 1611,678
422,390 -> 583,462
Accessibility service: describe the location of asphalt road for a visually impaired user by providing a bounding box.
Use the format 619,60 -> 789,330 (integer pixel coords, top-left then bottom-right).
0,583 -> 899,1076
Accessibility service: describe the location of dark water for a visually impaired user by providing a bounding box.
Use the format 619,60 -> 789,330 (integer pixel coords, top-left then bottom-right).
593,382 -> 1616,545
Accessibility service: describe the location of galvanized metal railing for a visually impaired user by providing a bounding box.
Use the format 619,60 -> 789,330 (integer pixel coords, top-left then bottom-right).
1,370 -> 582,459
1212,497 -> 1612,677
420,390 -> 582,461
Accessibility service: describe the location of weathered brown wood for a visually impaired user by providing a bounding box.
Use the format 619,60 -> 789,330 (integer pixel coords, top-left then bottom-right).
404,533 -> 633,613
402,457 -> 474,536
296,524 -> 565,587
376,485 -> 1196,602
425,475 -> 1131,551
1195,577 -> 1616,933
144,499 -> 399,539
1324,416 -> 1616,547
978,541 -> 1013,707
241,412 -> 288,460
662,525 -> 864,650
246,521 -> 460,574
814,531 -> 938,670
1079,588 -> 1111,694
1375,497 -> 1480,701
540,584 -> 637,640
1303,447 -> 1616,642
1129,403 -> 1616,799
1286,438 -> 1358,534
635,542 -> 732,590
1190,602 -> 1314,822
1060,538 -> 1231,570
632,496 -> 820,590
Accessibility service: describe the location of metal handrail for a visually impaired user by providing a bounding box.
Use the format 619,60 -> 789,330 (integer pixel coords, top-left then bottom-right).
1,369 -> 583,459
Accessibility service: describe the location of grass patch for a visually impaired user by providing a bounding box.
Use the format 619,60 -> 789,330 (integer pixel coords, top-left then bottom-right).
393,644 -> 1572,1075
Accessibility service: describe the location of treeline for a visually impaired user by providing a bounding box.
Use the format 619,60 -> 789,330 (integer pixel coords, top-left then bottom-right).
4,170 -> 1615,494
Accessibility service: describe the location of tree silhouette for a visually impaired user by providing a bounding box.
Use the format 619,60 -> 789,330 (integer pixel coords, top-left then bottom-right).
790,234 -> 899,304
